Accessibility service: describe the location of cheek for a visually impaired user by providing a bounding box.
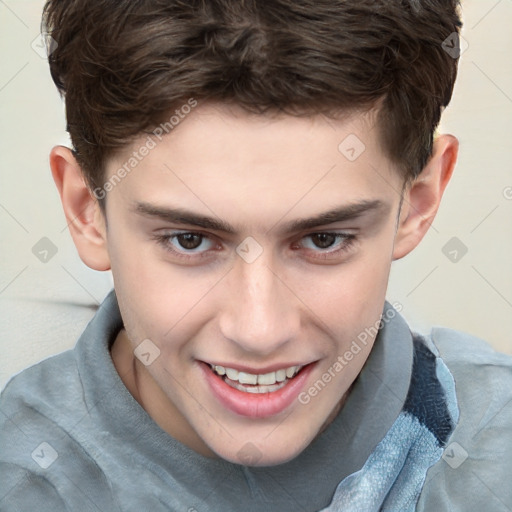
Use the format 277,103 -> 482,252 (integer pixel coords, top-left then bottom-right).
106,224 -> 180,340
343,247 -> 393,328
289,236 -> 393,344
108,230 -> 221,347
302,241 -> 391,306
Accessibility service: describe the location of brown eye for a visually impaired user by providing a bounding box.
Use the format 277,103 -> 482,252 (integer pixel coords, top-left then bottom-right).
176,233 -> 203,250
310,233 -> 336,249
296,232 -> 356,260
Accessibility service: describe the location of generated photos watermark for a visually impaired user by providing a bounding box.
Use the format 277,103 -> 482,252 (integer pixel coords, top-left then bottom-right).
298,302 -> 403,405
93,98 -> 198,200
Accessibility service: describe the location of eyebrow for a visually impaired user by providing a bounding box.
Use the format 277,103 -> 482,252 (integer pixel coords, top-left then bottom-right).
132,199 -> 387,235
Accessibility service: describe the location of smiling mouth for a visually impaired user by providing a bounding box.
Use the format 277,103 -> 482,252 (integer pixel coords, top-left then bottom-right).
208,363 -> 303,394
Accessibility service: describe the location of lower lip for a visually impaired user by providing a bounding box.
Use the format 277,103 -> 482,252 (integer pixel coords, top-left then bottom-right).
200,362 -> 315,418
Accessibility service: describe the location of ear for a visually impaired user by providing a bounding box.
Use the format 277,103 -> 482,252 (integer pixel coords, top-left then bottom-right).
50,145 -> 111,271
393,134 -> 459,260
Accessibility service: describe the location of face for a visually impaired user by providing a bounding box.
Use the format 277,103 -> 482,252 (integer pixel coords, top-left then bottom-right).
101,102 -> 406,466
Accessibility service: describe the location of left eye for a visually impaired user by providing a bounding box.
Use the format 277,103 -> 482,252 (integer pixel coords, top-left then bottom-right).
299,232 -> 352,251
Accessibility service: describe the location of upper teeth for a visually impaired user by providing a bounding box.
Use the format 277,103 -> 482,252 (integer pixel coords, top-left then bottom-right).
211,365 -> 302,385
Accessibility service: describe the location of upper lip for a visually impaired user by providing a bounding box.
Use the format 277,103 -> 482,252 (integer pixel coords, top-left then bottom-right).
202,361 -> 314,374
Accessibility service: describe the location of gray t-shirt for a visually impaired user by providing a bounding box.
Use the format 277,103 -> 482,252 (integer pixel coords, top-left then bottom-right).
1,290 -> 511,511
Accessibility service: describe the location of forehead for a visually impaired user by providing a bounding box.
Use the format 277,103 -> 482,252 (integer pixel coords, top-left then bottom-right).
161,101 -> 380,161
104,101 -> 401,221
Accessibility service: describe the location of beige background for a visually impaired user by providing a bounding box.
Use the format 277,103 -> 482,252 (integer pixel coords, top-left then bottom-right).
1,0 -> 511,390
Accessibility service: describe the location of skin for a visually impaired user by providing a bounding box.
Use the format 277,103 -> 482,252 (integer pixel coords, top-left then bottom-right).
50,101 -> 458,466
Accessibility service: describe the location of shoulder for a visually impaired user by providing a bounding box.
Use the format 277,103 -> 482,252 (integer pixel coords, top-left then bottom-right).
428,327 -> 512,419
0,349 -> 83,468
426,326 -> 512,403
0,351 -> 119,511
0,348 -> 82,424
416,327 -> 512,511
429,326 -> 512,369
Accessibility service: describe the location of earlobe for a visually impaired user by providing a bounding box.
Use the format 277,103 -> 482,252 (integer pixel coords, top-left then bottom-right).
50,145 -> 111,271
392,134 -> 459,261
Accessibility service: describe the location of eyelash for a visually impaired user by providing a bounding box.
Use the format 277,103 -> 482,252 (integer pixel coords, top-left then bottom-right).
152,231 -> 357,262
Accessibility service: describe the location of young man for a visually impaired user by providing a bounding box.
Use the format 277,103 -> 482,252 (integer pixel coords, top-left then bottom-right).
1,0 -> 511,510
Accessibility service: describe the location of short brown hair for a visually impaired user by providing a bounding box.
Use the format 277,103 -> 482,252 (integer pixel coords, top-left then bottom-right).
43,0 -> 462,199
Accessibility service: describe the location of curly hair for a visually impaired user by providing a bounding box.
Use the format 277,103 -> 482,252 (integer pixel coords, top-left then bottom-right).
42,0 -> 462,198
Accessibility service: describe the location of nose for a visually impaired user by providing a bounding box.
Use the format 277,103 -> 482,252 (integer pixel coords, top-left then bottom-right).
219,250 -> 300,357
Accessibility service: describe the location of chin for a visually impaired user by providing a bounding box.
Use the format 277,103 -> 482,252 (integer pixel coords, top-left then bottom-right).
207,430 -> 313,467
